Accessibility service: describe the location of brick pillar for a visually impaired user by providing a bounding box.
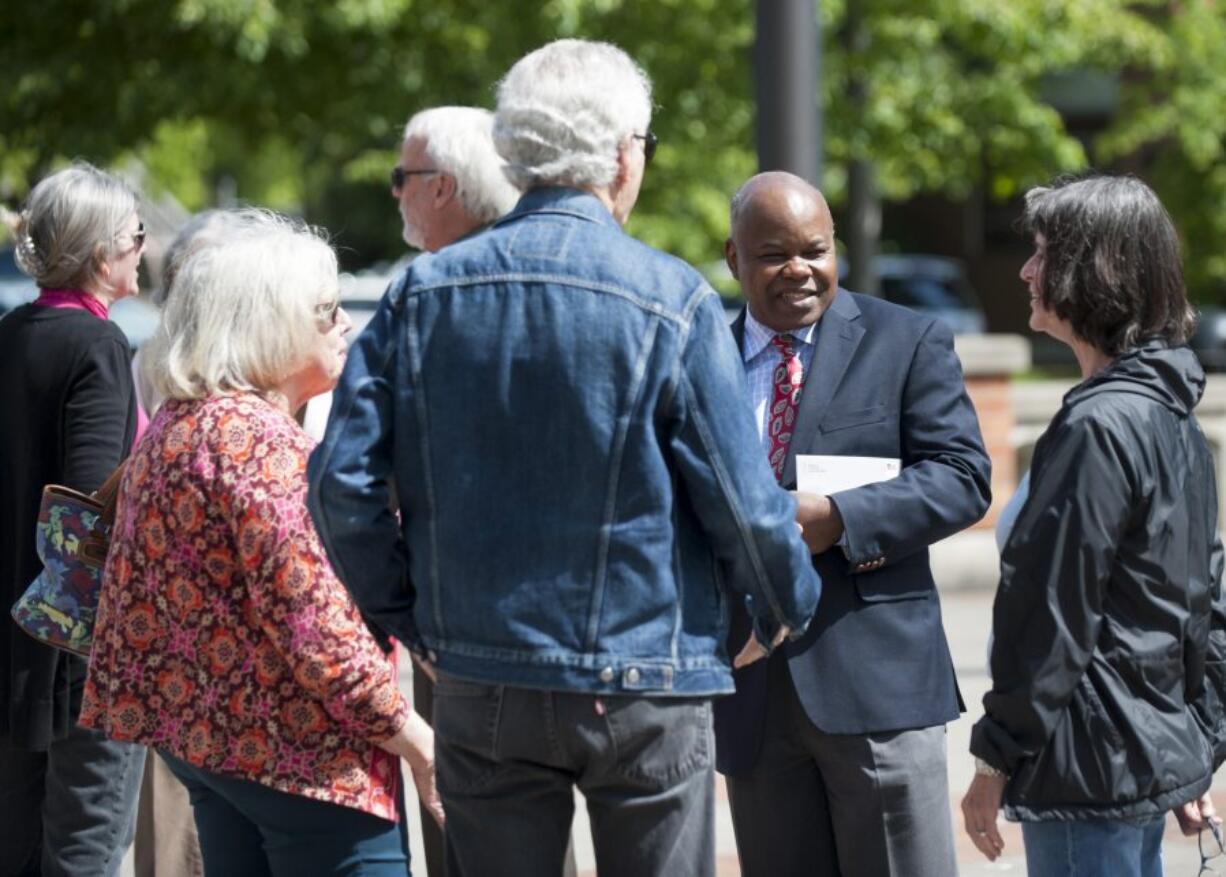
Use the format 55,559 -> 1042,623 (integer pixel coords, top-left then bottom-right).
953,335 -> 1031,530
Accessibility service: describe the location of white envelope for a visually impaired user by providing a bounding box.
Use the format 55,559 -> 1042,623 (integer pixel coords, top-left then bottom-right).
796,455 -> 900,495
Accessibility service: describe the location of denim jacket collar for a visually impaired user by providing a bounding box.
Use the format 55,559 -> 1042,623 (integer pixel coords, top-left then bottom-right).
498,186 -> 623,231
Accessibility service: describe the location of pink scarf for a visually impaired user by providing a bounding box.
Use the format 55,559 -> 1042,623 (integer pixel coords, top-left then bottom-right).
34,288 -> 110,319
35,288 -> 149,441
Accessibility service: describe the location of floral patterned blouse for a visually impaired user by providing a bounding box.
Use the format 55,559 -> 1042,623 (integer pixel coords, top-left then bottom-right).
80,393 -> 410,820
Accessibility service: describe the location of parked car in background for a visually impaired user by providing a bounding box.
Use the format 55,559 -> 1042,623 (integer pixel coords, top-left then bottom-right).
0,246 -> 161,348
870,255 -> 987,336
1189,306 -> 1226,372
0,245 -> 33,316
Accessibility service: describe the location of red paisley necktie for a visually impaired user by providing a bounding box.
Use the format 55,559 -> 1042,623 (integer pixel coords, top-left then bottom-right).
767,334 -> 804,481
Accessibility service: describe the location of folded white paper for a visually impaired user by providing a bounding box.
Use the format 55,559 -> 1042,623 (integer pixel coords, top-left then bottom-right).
796,455 -> 900,495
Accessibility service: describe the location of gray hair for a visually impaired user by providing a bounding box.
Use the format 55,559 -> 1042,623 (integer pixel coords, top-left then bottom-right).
494,39 -> 652,191
404,107 -> 520,223
14,162 -> 138,290
153,210 -> 254,307
143,209 -> 338,401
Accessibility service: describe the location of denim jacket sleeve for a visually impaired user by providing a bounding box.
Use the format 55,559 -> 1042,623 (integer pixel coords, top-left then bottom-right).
307,278 -> 419,652
667,286 -> 821,643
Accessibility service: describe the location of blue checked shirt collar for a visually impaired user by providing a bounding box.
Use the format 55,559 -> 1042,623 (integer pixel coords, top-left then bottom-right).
742,307 -> 818,364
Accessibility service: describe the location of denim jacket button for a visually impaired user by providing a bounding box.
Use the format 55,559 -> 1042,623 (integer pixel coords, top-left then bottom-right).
626,667 -> 641,684
599,666 -> 615,683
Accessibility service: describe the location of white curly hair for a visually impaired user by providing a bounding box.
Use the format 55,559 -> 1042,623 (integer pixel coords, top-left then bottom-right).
403,107 -> 520,223
493,39 -> 652,192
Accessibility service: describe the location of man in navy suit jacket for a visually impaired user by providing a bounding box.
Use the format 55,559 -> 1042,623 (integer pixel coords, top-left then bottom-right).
713,172 -> 991,876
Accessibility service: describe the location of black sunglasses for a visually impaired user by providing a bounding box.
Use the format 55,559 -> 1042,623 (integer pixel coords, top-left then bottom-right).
390,166 -> 439,190
120,221 -> 146,252
633,131 -> 658,165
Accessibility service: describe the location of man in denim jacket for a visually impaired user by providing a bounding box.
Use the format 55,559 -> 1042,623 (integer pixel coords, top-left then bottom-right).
308,39 -> 821,877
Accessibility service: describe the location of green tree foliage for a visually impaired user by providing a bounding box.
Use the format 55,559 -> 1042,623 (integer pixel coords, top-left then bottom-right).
822,0 -> 1166,203
1098,0 -> 1226,297
1,0 -> 1221,296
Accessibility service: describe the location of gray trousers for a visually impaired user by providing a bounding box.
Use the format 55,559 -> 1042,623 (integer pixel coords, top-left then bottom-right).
0,724 -> 144,877
726,655 -> 958,877
433,675 -> 715,877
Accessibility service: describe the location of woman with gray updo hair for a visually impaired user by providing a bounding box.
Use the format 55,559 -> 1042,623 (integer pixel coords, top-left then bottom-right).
0,162 -> 146,875
13,162 -> 143,295
494,38 -> 654,193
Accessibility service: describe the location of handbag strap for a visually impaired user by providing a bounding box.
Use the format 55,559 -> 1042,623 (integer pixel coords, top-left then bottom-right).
92,459 -> 129,529
77,460 -> 129,567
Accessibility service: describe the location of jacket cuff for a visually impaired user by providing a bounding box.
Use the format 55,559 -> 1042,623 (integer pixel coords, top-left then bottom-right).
969,716 -> 1016,775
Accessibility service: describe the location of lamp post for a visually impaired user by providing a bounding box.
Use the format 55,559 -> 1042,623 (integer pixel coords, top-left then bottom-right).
754,0 -> 821,185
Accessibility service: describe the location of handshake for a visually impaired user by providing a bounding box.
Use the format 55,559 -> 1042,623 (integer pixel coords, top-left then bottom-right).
733,490 -> 844,670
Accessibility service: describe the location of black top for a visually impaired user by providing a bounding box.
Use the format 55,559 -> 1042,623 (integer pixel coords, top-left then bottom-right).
972,341 -> 1226,820
0,303 -> 135,750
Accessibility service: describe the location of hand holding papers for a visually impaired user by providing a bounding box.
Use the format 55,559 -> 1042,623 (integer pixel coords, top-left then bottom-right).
793,456 -> 899,555
796,455 -> 900,496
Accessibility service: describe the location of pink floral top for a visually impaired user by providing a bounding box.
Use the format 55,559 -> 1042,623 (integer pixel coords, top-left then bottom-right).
80,394 -> 410,820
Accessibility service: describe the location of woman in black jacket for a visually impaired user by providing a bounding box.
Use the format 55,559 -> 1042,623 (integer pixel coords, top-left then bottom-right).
962,175 -> 1226,876
0,163 -> 146,875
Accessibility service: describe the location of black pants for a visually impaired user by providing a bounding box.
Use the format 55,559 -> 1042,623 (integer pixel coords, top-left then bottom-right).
413,668 -> 578,877
433,676 -> 715,877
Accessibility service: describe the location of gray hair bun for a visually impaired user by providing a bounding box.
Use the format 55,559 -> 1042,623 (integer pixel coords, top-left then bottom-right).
13,211 -> 47,280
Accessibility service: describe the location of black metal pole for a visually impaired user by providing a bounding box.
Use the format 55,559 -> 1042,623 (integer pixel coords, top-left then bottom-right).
754,0 -> 821,185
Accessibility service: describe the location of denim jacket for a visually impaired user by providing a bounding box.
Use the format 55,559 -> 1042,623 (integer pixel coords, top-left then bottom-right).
307,188 -> 820,696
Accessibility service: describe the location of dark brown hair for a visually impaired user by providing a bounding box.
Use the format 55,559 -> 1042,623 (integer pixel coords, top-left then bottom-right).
1023,174 -> 1195,355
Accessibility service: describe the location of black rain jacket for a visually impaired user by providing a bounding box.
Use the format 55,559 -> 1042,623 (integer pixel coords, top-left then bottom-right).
971,340 -> 1226,821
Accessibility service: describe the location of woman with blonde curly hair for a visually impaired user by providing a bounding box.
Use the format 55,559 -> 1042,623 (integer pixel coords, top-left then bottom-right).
80,209 -> 441,875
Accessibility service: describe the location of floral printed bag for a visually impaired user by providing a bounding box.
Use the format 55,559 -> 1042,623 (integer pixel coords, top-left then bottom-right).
11,462 -> 127,657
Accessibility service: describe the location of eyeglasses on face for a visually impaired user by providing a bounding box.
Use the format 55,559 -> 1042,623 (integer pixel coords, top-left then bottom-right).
314,299 -> 341,328
632,131 -> 659,165
390,166 -> 439,191
118,221 -> 146,253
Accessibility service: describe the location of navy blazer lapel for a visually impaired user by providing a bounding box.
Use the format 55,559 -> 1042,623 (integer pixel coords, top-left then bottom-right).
730,309 -> 747,352
780,290 -> 865,487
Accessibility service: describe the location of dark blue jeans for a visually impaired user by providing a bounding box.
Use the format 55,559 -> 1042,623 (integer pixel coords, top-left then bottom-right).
162,753 -> 411,876
433,675 -> 715,877
1021,816 -> 1165,877
0,724 -> 144,877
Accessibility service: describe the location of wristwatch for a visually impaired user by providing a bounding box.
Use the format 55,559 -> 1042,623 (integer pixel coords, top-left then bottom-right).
974,757 -> 1007,779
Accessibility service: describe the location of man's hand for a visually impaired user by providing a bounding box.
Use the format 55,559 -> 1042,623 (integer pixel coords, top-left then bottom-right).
1174,792 -> 1220,836
733,624 -> 791,669
792,491 -> 844,555
961,773 -> 1006,861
